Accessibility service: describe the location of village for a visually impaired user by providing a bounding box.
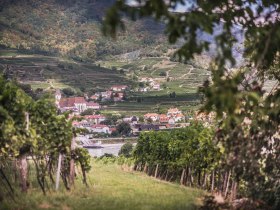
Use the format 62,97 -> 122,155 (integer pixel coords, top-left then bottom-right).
55,85 -> 214,137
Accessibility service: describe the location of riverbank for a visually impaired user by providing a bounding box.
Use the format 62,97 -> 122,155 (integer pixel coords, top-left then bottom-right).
0,161 -> 204,210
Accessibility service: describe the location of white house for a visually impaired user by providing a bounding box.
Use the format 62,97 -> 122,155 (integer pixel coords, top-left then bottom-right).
173,113 -> 185,122
90,124 -> 111,134
139,87 -> 149,92
168,118 -> 176,124
85,115 -> 106,124
152,83 -> 161,90
100,91 -> 112,100
111,85 -> 128,92
59,97 -> 87,113
55,89 -> 61,105
58,97 -> 100,113
79,120 -> 91,128
167,108 -> 182,117
144,113 -> 159,122
86,102 -> 100,110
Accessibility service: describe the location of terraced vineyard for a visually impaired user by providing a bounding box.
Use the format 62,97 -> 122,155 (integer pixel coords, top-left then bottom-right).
0,49 -> 132,91
99,57 -> 210,95
0,49 -> 208,115
98,57 -> 209,115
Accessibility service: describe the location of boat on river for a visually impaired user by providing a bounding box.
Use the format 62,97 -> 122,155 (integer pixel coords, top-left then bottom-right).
77,135 -> 103,148
83,141 -> 103,149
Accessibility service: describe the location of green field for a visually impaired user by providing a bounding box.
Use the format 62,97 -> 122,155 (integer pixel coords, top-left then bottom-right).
0,161 -> 204,210
103,94 -> 201,116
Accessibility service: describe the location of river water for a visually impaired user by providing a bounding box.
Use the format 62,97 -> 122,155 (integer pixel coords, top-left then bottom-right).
76,135 -> 136,157
87,143 -> 125,157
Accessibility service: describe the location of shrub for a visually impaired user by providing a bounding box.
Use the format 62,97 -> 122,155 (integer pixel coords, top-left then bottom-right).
80,109 -> 94,116
118,142 -> 133,158
62,88 -> 75,96
159,71 -> 167,76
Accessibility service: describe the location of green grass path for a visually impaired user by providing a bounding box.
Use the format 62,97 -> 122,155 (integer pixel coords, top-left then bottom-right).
0,162 -> 204,210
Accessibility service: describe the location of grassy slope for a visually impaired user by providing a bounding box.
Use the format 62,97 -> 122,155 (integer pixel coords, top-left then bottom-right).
0,162 -> 204,210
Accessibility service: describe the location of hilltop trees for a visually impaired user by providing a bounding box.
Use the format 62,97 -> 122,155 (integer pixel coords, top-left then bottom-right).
103,0 -> 280,208
62,87 -> 75,96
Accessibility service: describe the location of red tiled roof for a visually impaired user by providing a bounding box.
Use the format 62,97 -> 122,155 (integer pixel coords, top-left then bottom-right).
72,121 -> 80,126
85,115 -> 105,119
160,117 -> 169,122
59,97 -> 86,108
90,95 -> 99,99
176,113 -> 184,117
144,113 -> 159,118
168,108 -> 180,113
86,102 -> 100,106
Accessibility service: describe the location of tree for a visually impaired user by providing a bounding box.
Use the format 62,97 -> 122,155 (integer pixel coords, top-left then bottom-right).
137,97 -> 142,103
80,108 -> 94,116
16,83 -> 41,99
169,92 -> 176,98
146,118 -> 153,124
118,142 -> 133,157
103,1 -> 280,208
102,114 -> 120,125
87,89 -> 96,97
120,69 -> 125,74
139,82 -> 145,88
116,122 -> 131,136
111,130 -> 119,137
139,116 -> 144,122
79,86 -> 86,93
95,110 -> 101,115
159,71 -> 167,76
62,88 -> 75,97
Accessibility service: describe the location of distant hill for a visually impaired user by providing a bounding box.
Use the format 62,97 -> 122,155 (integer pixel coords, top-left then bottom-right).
0,0 -> 167,61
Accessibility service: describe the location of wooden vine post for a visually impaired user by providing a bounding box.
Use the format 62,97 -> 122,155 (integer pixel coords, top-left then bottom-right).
69,137 -> 76,187
55,153 -> 62,191
19,112 -> 30,192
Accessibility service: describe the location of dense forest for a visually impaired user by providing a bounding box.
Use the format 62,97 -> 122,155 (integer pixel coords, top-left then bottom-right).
0,0 -> 168,61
